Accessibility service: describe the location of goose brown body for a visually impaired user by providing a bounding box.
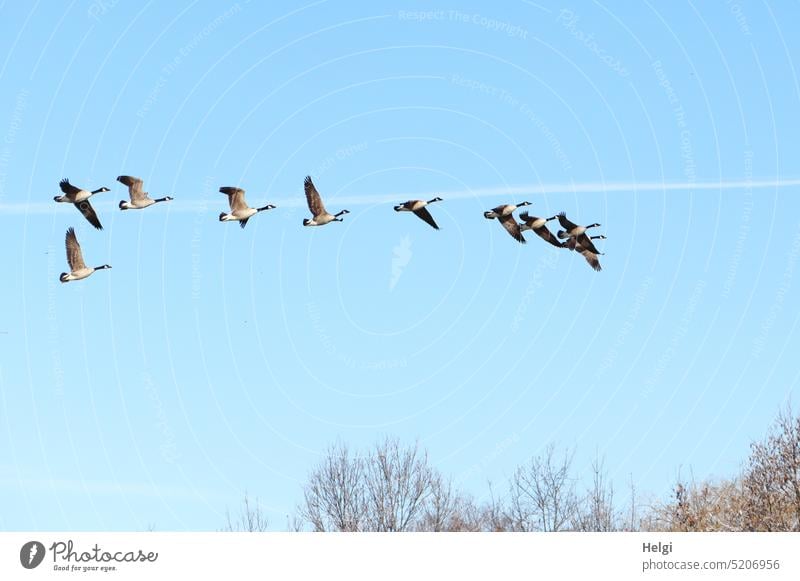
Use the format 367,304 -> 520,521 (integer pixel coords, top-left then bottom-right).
117,175 -> 173,210
303,176 -> 349,226
394,197 -> 443,230
59,227 -> 111,282
53,179 -> 108,230
484,201 -> 531,243
219,186 -> 276,228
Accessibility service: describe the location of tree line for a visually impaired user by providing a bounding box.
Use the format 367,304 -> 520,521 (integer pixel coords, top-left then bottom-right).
222,404 -> 800,532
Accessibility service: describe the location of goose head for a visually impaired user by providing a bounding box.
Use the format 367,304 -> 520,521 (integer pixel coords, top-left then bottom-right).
95,264 -> 112,271
92,186 -> 111,194
334,209 -> 350,221
518,201 -> 532,207
428,196 -> 443,203
393,204 -> 404,212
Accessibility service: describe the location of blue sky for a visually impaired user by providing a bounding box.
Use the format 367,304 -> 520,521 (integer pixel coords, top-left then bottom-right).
1,0 -> 798,530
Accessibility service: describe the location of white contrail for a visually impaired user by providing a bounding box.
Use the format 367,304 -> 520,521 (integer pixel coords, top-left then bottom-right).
3,177 -> 799,214
315,177 -> 800,207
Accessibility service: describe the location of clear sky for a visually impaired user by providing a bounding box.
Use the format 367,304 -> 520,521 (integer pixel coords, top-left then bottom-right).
1,1 -> 798,531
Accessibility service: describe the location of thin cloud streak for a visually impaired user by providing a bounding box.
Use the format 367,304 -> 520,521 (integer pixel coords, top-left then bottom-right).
4,177 -> 799,215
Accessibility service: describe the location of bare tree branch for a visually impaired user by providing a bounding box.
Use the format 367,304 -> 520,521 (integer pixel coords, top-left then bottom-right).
222,491 -> 270,532
508,444 -> 578,531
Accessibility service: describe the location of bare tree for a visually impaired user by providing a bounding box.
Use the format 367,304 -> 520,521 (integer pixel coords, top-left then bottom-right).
508,444 -> 578,531
298,437 -> 490,531
743,404 -> 800,531
363,437 -> 435,531
624,475 -> 640,531
286,514 -> 304,532
300,442 -> 367,531
223,491 -> 270,532
482,481 -> 513,531
446,494 -> 486,531
573,454 -> 618,531
418,473 -> 457,531
418,475 -> 486,531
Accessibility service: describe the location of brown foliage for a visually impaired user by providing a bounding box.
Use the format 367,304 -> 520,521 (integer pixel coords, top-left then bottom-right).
742,405 -> 800,531
652,404 -> 800,532
649,478 -> 746,531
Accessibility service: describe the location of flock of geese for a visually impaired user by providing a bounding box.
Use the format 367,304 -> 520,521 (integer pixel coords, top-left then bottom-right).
483,202 -> 606,271
55,175 -> 606,283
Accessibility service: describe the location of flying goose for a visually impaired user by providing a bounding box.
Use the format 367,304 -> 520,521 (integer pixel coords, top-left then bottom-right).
53,178 -> 109,230
567,234 -> 606,271
303,176 -> 349,226
483,202 -> 531,244
556,212 -> 601,240
117,175 -> 173,210
518,211 -> 564,248
218,187 -> 276,228
393,197 -> 443,230
60,227 -> 111,283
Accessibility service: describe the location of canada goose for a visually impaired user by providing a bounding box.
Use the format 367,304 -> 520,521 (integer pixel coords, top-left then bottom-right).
117,175 -> 173,210
518,211 -> 564,248
59,227 -> 111,283
556,212 -> 601,240
567,234 -> 606,271
53,178 -> 109,230
302,176 -> 349,226
218,187 -> 276,228
483,202 -> 531,244
393,197 -> 443,230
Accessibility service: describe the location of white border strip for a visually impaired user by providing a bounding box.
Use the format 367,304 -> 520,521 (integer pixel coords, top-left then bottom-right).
1,532 -> 798,580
